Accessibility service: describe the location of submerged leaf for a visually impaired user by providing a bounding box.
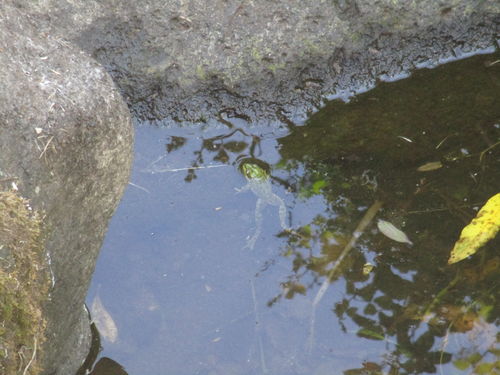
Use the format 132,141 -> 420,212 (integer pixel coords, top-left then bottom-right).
377,219 -> 413,245
448,193 -> 500,264
417,161 -> 443,172
91,295 -> 118,343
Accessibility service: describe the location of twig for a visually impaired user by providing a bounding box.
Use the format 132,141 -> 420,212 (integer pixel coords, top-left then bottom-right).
39,136 -> 54,159
144,164 -> 229,174
22,337 -> 37,375
407,202 -> 483,214
435,136 -> 450,149
128,182 -> 150,194
307,200 -> 383,352
479,141 -> 500,163
423,272 -> 460,318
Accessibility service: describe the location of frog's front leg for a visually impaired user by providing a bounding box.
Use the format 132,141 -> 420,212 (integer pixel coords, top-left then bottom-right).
244,198 -> 264,250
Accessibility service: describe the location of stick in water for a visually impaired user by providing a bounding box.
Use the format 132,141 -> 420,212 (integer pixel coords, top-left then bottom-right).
307,200 -> 383,352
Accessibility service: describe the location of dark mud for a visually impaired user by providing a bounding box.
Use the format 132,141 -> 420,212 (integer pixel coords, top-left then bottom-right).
14,0 -> 500,123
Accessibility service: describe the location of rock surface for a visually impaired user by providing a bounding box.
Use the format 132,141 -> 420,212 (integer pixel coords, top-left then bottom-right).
15,0 -> 500,123
0,3 -> 133,374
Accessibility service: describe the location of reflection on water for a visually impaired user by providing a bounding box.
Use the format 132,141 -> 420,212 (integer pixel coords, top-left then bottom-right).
85,52 -> 499,375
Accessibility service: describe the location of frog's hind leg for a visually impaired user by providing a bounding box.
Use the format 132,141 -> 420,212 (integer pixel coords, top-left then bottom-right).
244,198 -> 264,250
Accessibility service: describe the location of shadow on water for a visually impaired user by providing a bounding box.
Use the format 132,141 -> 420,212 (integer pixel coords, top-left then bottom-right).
83,52 -> 499,375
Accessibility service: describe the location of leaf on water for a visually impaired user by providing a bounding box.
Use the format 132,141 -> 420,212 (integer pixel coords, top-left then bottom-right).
377,219 -> 413,245
448,193 -> 500,264
91,295 -> 118,343
417,161 -> 443,172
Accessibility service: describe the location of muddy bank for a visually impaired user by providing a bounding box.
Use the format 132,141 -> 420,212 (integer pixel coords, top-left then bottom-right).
14,0 -> 500,123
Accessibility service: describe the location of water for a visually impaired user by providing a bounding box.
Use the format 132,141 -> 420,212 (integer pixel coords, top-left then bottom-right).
86,52 -> 499,374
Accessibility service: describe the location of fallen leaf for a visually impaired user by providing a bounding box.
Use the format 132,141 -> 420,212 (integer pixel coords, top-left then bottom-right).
377,219 -> 413,245
417,161 -> 443,172
448,193 -> 500,264
362,263 -> 374,275
91,295 -> 118,343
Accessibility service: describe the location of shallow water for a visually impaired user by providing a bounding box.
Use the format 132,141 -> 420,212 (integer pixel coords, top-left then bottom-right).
86,52 -> 499,375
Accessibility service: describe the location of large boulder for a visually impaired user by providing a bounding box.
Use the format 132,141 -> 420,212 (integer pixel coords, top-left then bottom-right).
14,0 -> 500,123
0,3 -> 133,374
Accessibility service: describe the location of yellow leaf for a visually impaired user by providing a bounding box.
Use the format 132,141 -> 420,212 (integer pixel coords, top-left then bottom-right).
448,193 -> 500,264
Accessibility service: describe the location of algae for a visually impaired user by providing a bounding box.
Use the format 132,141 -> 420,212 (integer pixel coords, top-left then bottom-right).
0,188 -> 50,375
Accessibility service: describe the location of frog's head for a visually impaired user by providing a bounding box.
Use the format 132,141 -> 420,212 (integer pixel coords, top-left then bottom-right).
238,159 -> 270,181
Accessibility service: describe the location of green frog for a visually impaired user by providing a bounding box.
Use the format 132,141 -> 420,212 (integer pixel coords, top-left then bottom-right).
238,161 -> 290,250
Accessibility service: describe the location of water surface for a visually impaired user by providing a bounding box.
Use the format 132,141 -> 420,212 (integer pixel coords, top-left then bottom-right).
87,52 -> 500,375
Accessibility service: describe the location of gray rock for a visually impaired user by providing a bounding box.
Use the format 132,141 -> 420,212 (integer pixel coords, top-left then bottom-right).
14,0 -> 500,123
0,3 -> 133,374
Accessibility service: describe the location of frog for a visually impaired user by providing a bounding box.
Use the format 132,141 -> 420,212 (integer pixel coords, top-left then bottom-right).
237,161 -> 290,250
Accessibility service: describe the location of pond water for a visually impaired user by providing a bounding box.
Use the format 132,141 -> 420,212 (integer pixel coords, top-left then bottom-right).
85,52 -> 499,375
